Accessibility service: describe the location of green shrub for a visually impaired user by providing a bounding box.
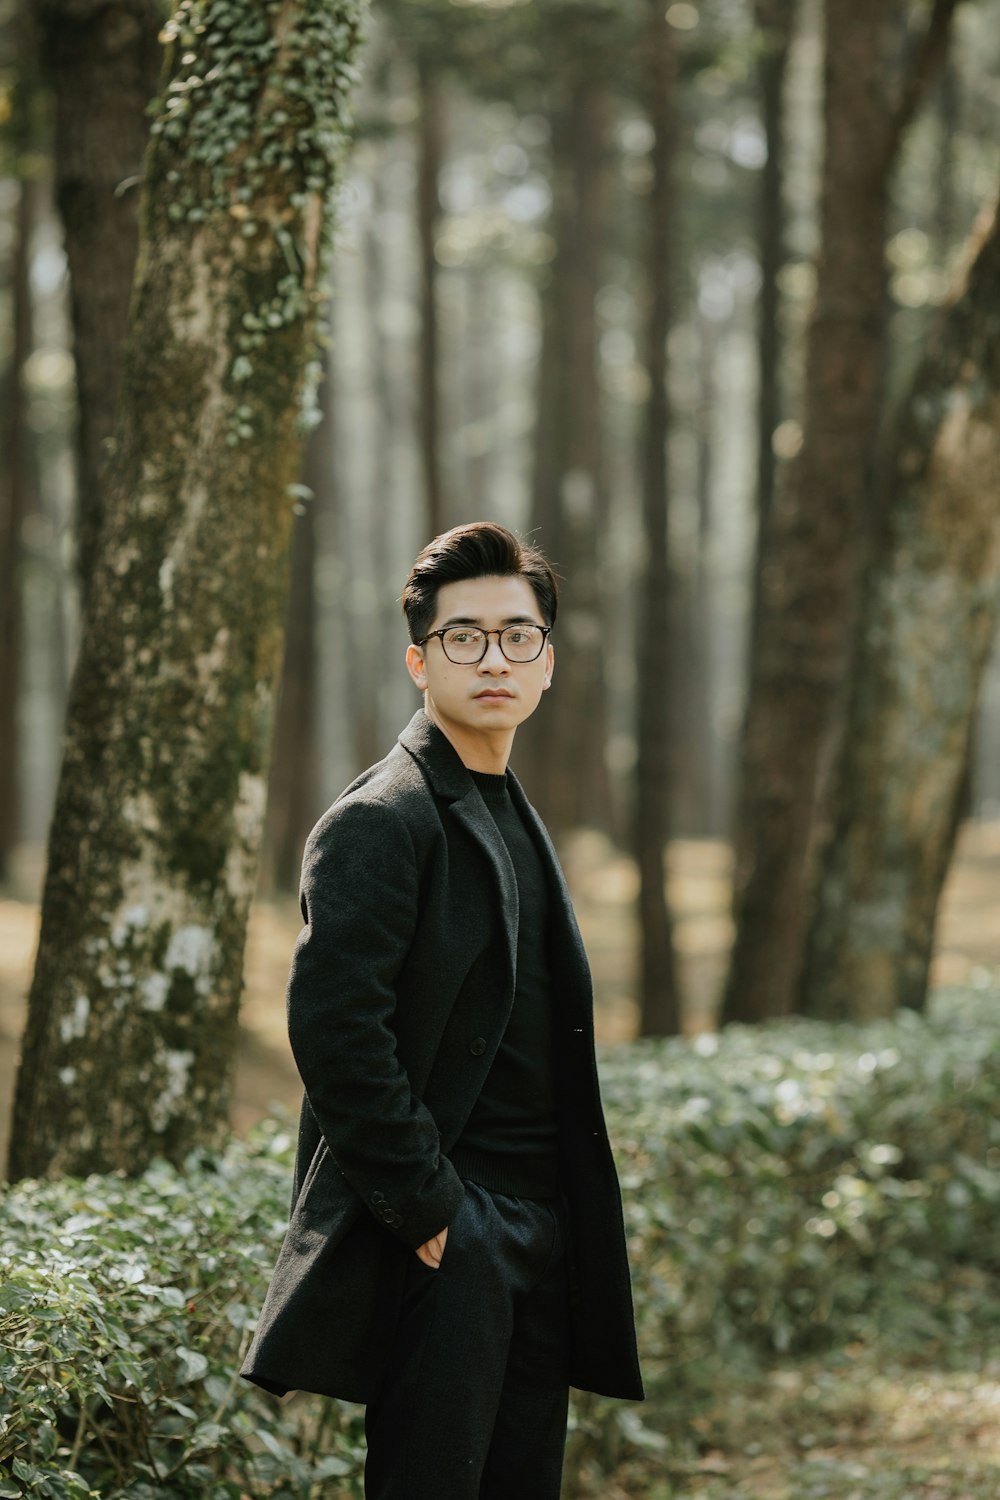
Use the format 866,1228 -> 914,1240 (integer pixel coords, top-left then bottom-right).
605,981 -> 1000,1372
0,1125 -> 364,1499
2,978 -> 999,1496
568,978 -> 1000,1474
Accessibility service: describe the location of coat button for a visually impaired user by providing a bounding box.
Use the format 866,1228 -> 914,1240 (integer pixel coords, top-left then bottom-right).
468,1037 -> 487,1057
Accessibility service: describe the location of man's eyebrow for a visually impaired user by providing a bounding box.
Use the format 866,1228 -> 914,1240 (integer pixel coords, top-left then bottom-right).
438,614 -> 541,627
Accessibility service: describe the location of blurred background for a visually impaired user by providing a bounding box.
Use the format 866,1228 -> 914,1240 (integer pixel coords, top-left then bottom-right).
2,0 -> 1000,1152
4,6 -> 1000,1492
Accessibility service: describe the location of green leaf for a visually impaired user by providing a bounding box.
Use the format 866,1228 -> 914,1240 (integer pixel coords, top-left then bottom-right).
176,1347 -> 210,1383
255,1426 -> 291,1461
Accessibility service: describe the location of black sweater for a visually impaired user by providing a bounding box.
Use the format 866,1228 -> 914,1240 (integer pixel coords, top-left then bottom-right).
449,769 -> 560,1198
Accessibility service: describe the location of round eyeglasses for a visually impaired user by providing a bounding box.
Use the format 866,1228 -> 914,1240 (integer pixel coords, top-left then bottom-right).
417,624 -> 551,665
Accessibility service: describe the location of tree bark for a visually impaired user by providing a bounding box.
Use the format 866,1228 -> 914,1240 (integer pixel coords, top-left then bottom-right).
749,0 -> 794,629
681,306 -> 718,838
0,177 -> 38,881
261,431 -> 322,896
523,79 -> 614,842
365,143 -> 396,762
721,0 -> 958,1025
932,49 -> 959,260
416,54 -> 446,538
37,0 -> 163,603
8,0 -> 366,1182
801,194 -> 1000,1020
635,0 -> 680,1038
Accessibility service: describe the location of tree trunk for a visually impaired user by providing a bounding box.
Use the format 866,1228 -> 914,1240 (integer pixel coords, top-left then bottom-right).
261,425 -> 322,896
37,0 -> 163,602
365,145 -> 396,760
801,193 -> 1000,1020
721,0 -> 958,1025
683,305 -> 719,837
932,49 -> 958,258
749,0 -> 794,636
416,55 -> 446,538
523,79 -> 614,842
635,1 -> 680,1038
0,177 -> 38,881
8,0 -> 366,1183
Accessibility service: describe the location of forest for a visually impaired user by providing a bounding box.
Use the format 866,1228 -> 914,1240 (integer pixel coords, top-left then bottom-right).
1,0 -> 1000,1496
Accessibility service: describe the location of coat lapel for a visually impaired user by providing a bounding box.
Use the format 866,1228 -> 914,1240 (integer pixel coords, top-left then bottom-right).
506,770 -> 594,1014
398,710 -> 519,985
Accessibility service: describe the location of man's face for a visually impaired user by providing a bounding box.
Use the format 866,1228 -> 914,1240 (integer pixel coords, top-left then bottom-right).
405,574 -> 554,745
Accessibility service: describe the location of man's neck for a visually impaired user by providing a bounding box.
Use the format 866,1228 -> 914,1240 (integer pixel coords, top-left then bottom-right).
422,700 -> 513,775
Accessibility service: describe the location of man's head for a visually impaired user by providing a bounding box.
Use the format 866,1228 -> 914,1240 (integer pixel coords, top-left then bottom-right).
401,521 -> 558,644
401,523 -> 558,767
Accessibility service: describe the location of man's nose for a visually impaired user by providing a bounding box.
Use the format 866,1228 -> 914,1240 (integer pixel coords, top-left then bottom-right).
479,637 -> 509,670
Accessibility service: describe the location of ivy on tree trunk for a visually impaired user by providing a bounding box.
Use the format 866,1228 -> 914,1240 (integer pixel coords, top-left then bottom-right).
8,0 -> 367,1182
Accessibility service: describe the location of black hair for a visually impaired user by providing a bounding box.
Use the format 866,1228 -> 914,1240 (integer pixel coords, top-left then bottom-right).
401,521 -> 559,643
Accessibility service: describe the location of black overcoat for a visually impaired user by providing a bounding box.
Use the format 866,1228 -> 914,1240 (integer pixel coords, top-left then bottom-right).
241,708 -> 643,1405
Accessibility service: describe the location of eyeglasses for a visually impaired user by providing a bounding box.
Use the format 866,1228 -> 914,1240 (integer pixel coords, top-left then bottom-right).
417,624 -> 551,665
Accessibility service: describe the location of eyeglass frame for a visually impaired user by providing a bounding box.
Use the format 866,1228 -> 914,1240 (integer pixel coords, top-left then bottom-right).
415,624 -> 552,665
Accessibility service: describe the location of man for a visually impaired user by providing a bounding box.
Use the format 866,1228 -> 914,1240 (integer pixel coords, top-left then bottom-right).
242,521 -> 642,1498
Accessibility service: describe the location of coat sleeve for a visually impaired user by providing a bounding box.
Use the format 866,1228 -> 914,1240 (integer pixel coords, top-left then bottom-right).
285,794 -> 464,1251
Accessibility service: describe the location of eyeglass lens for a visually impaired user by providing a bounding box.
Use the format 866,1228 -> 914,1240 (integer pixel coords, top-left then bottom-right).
441,626 -> 545,663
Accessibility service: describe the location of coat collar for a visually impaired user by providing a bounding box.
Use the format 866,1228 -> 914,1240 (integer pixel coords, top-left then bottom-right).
397,706 -> 592,1011
397,707 -> 479,803
396,707 -> 559,880
399,708 -> 519,976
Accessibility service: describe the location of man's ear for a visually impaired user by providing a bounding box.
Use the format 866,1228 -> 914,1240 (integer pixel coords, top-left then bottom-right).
405,642 -> 427,690
543,640 -> 554,689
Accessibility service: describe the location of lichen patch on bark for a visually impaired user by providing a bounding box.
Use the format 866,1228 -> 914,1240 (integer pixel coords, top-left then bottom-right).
8,0 -> 367,1182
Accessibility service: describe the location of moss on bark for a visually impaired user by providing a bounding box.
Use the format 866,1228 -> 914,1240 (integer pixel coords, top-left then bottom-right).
8,0 -> 366,1182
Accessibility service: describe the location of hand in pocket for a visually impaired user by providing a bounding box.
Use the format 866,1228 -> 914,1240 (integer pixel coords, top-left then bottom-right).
415,1225 -> 449,1269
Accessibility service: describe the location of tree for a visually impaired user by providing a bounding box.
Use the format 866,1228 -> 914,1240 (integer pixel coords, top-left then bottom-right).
416,52 -> 447,537
36,0 -> 163,601
749,0 -> 795,628
801,191 -> 1000,1020
8,0 -> 366,1182
634,0 -> 681,1036
722,0 -> 959,1025
526,72 -> 616,841
0,0 -> 42,882
260,424 -> 323,895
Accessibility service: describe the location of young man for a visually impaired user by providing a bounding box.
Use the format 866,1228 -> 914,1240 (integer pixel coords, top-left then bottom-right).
242,522 -> 642,1498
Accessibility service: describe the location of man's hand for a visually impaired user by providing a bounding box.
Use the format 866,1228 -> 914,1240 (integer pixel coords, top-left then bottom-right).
415,1226 -> 448,1269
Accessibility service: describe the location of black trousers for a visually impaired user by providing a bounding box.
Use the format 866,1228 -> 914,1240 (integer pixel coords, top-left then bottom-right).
364,1181 -> 572,1500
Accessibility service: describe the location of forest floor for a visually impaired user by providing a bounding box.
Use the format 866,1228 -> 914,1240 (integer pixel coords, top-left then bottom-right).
594,1325 -> 1000,1499
1,820 -> 999,1499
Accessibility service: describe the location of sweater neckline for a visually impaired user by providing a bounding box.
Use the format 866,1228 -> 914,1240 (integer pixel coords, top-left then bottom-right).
469,768 -> 510,803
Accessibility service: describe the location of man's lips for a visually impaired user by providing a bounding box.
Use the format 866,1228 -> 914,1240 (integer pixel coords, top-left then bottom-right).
474,689 -> 513,699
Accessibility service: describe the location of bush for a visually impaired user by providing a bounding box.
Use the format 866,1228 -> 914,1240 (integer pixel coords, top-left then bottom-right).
605,980 -> 1000,1371
2,979 -> 999,1496
0,1125 -> 365,1499
567,978 -> 1000,1476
